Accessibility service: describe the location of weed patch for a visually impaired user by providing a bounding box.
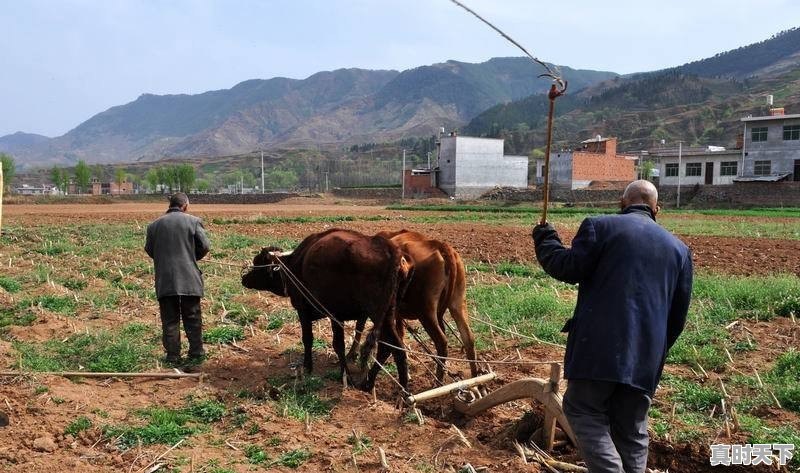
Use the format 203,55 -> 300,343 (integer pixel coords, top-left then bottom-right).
105,397 -> 227,449
277,449 -> 311,468
204,326 -> 245,344
0,276 -> 21,293
14,323 -> 157,372
65,416 -> 92,436
244,444 -> 270,465
468,281 -> 572,344
20,295 -> 77,315
269,375 -> 334,420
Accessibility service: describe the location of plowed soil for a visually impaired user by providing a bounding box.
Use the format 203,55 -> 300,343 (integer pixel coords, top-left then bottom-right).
0,200 -> 797,472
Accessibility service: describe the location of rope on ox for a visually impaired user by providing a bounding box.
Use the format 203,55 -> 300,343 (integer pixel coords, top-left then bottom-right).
271,254 -> 562,368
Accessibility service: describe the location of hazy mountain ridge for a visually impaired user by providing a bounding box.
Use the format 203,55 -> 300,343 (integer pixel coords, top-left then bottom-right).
2,60 -> 616,167
5,27 -> 800,167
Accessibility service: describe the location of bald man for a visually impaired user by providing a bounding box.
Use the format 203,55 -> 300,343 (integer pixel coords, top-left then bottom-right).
532,180 -> 693,473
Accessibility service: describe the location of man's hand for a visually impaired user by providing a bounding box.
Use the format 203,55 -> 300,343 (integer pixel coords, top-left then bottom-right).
532,222 -> 557,245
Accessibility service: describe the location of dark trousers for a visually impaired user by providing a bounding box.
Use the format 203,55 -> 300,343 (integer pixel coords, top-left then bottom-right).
158,295 -> 204,359
563,379 -> 651,473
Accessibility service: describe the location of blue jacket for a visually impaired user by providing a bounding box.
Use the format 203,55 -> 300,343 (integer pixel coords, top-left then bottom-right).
532,205 -> 693,394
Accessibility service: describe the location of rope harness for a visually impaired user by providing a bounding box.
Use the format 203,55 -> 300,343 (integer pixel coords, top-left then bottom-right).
207,254 -> 564,389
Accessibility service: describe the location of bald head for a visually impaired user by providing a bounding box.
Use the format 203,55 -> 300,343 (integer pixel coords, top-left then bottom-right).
622,180 -> 659,210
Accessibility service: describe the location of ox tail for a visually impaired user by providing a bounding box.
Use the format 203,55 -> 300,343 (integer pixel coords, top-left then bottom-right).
358,238 -> 405,370
437,240 -> 460,320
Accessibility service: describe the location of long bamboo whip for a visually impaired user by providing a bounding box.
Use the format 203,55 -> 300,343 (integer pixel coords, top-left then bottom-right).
540,83 -> 566,225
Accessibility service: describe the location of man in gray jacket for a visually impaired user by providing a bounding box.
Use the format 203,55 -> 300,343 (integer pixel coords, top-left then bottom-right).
145,193 -> 211,366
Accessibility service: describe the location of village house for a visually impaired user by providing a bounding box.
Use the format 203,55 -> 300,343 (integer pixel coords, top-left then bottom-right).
650,146 -> 742,186
648,107 -> 800,186
90,178 -> 134,195
739,107 -> 800,181
427,135 -> 528,199
533,136 -> 637,190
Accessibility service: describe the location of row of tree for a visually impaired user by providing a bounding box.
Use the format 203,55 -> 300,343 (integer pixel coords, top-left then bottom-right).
144,164 -> 196,193
50,160 -> 130,194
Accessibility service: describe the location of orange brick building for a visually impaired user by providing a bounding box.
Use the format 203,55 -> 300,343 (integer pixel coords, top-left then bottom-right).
534,136 -> 636,189
90,178 -> 134,195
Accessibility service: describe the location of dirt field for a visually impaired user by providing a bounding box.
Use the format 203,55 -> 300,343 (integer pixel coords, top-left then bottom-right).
0,200 -> 798,472
5,200 -> 800,275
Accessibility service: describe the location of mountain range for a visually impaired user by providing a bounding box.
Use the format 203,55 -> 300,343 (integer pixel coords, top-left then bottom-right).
0,60 -> 615,168
3,27 -> 800,168
465,27 -> 800,152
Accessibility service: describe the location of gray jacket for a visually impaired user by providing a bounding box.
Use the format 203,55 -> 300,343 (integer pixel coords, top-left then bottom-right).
145,208 -> 211,299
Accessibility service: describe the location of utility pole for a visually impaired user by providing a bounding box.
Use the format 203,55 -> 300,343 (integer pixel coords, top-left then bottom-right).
676,141 -> 682,208
260,150 -> 265,194
401,149 -> 406,200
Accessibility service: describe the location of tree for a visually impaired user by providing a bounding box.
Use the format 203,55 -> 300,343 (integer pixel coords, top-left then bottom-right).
114,168 -> 127,194
93,164 -> 105,182
74,160 -> 91,194
222,170 -> 256,191
194,178 -> 210,193
639,160 -> 656,180
50,166 -> 68,193
145,168 -> 160,193
265,168 -> 299,191
1,153 -> 16,192
176,164 -> 195,192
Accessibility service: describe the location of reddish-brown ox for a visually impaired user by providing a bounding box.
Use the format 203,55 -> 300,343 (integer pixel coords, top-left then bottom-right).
241,228 -> 410,391
350,229 -> 480,382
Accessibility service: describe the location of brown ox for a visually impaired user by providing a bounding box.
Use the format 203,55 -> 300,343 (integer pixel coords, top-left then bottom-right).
241,228 -> 410,391
350,229 -> 479,382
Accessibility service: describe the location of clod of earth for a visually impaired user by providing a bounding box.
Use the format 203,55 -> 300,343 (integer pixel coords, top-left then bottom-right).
32,436 -> 57,453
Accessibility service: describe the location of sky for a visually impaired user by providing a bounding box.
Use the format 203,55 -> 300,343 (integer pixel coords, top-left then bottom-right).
2,0 -> 799,137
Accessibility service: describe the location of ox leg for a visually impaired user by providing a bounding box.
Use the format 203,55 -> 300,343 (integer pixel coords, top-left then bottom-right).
451,302 -> 480,378
330,319 -> 352,384
346,318 -> 367,363
387,322 -> 410,390
419,314 -> 449,383
300,318 -> 314,373
362,335 -> 392,392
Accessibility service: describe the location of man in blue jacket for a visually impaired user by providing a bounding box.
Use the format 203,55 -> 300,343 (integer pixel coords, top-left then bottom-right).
532,180 -> 692,473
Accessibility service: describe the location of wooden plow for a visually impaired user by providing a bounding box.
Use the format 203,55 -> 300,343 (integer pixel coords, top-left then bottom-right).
403,362 -> 576,452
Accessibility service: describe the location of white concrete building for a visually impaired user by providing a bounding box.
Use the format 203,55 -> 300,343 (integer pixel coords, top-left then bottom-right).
437,135 -> 528,199
653,147 -> 742,186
